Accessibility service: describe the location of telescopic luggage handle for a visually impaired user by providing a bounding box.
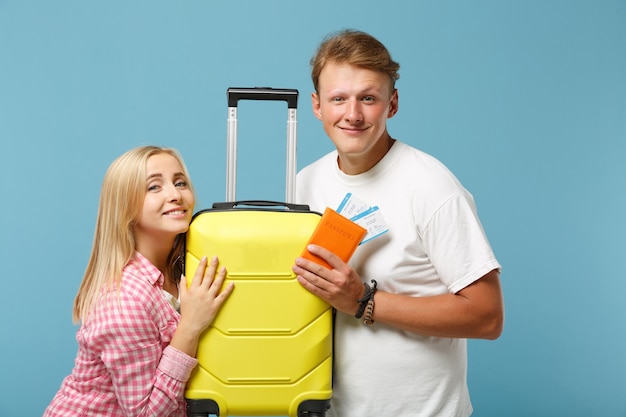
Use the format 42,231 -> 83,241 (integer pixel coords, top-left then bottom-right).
226,87 -> 299,203
227,87 -> 298,109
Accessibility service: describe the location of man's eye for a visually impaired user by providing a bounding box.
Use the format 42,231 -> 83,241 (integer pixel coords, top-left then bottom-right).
332,97 -> 344,102
363,96 -> 375,102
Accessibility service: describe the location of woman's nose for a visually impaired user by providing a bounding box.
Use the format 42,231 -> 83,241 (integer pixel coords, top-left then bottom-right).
167,184 -> 182,201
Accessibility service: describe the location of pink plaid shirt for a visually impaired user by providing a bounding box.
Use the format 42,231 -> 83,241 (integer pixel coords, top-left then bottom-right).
44,252 -> 198,417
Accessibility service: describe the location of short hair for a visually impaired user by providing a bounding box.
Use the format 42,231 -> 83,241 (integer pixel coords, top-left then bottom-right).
310,29 -> 400,93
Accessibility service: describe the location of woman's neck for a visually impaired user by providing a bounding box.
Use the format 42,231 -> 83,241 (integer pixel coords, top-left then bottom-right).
135,235 -> 174,271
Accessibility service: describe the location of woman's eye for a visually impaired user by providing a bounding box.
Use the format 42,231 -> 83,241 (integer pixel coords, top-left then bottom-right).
147,184 -> 161,192
175,180 -> 188,188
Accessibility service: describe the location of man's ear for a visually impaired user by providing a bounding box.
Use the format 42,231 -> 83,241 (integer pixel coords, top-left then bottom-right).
388,89 -> 399,119
312,92 -> 322,120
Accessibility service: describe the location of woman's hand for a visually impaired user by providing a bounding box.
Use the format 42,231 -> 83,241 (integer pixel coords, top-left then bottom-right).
170,256 -> 234,357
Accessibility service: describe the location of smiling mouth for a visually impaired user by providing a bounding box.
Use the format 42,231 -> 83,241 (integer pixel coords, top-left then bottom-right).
340,125 -> 367,132
164,210 -> 186,216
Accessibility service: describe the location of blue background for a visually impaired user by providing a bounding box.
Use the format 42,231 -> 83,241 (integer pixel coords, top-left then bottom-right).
1,1 -> 625,416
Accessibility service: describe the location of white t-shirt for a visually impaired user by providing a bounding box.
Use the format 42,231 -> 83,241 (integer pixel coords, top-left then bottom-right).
296,140 -> 501,417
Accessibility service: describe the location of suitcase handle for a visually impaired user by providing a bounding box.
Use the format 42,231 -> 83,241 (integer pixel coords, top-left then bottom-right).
227,87 -> 298,109
226,87 -> 299,203
212,200 -> 310,212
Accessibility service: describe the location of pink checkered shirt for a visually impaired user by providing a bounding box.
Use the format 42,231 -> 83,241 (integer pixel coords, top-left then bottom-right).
44,252 -> 198,417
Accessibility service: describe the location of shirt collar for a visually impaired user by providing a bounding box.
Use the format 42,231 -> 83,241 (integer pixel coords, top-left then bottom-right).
132,251 -> 165,287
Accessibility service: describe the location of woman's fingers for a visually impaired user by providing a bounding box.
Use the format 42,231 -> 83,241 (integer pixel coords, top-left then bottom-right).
208,266 -> 228,295
200,256 -> 220,288
189,255 -> 231,299
189,256 -> 208,288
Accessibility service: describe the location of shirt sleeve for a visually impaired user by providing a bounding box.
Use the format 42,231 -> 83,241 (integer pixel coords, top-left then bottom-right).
423,192 -> 501,294
93,290 -> 197,417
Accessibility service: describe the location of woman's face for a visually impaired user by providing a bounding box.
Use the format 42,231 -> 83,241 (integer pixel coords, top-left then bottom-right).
134,153 -> 195,248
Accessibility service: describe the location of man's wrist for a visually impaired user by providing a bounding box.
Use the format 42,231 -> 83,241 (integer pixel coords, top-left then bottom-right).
355,280 -> 377,320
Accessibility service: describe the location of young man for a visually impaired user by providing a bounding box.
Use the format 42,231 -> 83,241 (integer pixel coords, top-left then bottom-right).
292,29 -> 504,416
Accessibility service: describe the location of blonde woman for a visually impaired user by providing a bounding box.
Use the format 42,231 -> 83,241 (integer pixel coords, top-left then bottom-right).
44,146 -> 234,416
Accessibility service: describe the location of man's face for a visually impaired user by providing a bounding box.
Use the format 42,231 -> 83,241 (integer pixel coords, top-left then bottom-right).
312,61 -> 398,174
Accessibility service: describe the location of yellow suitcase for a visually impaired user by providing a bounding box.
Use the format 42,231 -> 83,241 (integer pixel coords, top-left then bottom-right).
184,88 -> 332,417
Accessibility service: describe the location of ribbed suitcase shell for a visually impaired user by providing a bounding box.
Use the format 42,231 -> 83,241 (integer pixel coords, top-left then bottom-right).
184,208 -> 332,416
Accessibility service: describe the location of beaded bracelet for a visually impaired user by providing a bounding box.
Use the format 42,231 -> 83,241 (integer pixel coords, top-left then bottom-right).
354,279 -> 377,319
363,297 -> 375,326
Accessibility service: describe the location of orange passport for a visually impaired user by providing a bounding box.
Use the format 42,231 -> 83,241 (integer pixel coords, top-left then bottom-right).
301,207 -> 367,269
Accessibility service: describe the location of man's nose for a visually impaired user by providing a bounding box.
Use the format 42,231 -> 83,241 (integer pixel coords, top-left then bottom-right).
345,99 -> 363,123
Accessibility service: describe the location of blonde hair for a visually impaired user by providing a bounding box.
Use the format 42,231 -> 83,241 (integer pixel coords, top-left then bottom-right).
310,29 -> 400,94
73,146 -> 195,323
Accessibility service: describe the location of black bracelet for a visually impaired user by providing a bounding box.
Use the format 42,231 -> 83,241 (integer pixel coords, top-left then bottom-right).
355,280 -> 377,319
